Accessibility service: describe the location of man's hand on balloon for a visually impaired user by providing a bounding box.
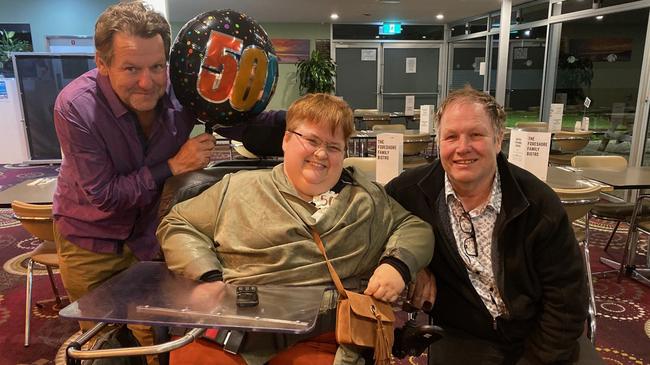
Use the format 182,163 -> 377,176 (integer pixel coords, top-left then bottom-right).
168,133 -> 216,175
364,263 -> 405,303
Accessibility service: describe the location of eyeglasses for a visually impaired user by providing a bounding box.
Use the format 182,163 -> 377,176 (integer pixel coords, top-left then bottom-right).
287,130 -> 345,156
456,210 -> 478,257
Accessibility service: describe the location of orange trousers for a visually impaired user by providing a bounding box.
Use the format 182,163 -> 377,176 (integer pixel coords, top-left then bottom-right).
170,332 -> 337,365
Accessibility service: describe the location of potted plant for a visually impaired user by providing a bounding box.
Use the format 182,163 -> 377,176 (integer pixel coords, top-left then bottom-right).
296,50 -> 336,94
0,30 -> 32,77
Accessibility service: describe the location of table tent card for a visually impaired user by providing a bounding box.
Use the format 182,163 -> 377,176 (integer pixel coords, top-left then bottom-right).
548,103 -> 564,132
376,133 -> 403,184
508,129 -> 552,181
419,105 -> 435,135
404,95 -> 415,116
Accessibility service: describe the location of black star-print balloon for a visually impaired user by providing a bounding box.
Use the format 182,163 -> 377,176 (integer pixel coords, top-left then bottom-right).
170,9 -> 278,128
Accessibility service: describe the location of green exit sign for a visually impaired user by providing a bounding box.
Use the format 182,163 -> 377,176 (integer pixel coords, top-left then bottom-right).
379,22 -> 402,35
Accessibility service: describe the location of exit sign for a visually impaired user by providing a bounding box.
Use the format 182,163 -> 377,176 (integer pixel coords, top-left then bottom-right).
379,22 -> 402,35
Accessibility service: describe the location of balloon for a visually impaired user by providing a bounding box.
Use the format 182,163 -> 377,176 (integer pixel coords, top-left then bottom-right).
170,10 -> 278,127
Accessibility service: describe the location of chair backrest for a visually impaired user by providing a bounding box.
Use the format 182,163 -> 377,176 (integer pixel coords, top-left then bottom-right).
553,131 -> 592,152
242,123 -> 284,157
570,155 -> 627,170
11,201 -> 54,242
343,157 -> 376,181
514,122 -> 548,131
158,165 -> 279,219
372,124 -> 406,133
554,185 -> 602,222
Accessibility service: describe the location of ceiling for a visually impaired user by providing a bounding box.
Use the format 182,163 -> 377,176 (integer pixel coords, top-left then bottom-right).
167,0 -> 530,25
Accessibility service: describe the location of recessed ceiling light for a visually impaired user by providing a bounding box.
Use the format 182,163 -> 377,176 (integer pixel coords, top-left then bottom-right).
330,13 -> 339,20
595,15 -> 604,20
436,14 -> 444,20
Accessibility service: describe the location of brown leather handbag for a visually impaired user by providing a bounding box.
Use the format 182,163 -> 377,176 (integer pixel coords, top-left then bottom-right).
311,229 -> 395,365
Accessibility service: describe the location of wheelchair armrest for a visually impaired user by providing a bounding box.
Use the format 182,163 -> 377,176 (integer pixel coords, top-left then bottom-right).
66,322 -> 204,363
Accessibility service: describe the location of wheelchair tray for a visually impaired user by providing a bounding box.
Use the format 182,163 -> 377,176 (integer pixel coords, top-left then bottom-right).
59,261 -> 324,334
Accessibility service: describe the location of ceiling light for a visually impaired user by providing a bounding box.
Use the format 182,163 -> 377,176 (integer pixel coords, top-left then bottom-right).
524,30 -> 531,36
595,15 -> 604,20
436,14 -> 444,20
330,13 -> 339,20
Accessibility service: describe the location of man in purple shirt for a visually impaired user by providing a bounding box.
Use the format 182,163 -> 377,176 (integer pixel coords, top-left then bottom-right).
52,2 -> 283,358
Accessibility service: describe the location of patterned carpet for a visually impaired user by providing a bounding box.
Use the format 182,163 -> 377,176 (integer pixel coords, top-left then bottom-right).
0,162 -> 648,364
0,207 -> 77,365
580,219 -> 650,365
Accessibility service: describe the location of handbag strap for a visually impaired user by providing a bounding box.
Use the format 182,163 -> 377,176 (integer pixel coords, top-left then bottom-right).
310,227 -> 348,298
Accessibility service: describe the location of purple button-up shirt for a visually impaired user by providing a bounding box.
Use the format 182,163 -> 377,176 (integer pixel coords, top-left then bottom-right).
53,68 -> 195,260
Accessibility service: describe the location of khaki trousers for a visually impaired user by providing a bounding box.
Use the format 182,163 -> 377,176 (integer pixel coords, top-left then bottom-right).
54,224 -> 157,365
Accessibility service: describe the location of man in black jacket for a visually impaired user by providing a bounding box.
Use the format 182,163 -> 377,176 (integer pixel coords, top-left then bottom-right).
385,86 -> 594,364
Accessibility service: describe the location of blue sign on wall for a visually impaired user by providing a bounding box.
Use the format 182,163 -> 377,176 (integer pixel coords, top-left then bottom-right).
0,80 -> 7,100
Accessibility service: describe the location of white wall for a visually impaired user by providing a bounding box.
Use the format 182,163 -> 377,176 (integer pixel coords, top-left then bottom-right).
0,78 -> 31,163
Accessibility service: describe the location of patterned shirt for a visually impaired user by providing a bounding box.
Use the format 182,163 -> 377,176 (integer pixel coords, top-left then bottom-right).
444,172 -> 507,319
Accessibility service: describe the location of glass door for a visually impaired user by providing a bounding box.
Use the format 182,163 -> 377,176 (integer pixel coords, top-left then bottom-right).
334,43 -> 380,110
448,39 -> 487,92
381,43 -> 441,114
505,27 -> 547,126
551,9 -> 649,161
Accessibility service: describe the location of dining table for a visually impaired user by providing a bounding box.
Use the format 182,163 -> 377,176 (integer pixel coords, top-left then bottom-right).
0,177 -> 57,207
348,129 -> 434,158
545,166 -> 608,190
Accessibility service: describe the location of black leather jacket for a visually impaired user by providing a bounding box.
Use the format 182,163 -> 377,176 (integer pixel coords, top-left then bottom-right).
385,154 -> 587,364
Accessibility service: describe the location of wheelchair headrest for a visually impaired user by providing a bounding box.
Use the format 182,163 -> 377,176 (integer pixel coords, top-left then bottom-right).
241,121 -> 285,157
213,111 -> 286,158
158,165 -> 277,220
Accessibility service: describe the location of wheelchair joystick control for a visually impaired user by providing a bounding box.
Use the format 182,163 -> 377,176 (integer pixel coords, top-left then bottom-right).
392,301 -> 444,359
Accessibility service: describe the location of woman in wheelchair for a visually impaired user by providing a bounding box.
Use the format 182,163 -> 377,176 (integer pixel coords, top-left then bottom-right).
157,93 -> 434,365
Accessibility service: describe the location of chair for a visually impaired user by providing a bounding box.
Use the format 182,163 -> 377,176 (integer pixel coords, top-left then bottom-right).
11,200 -> 64,347
570,156 -> 647,256
343,157 -> 376,181
554,185 -> 602,343
159,166 -> 281,219
571,155 -> 627,169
